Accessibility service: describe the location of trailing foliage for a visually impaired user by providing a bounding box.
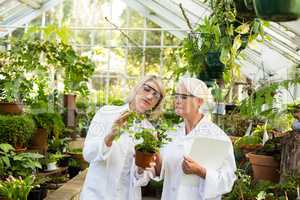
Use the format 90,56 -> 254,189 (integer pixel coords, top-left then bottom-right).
175,0 -> 266,83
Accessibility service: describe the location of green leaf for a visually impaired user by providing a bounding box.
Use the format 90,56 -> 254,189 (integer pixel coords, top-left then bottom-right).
0,144 -> 14,153
235,23 -> 250,34
220,47 -> 230,64
232,35 -> 242,53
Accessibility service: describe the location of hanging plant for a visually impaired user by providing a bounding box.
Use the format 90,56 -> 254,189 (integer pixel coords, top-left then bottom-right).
176,1 -> 266,84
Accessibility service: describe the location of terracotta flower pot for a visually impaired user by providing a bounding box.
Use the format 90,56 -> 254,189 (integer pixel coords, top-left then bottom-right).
30,128 -> 48,153
0,102 -> 24,115
64,94 -> 76,110
135,150 -> 156,168
247,152 -> 280,183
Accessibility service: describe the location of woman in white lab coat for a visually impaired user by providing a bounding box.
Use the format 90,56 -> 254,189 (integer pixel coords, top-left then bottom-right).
80,75 -> 165,200
156,77 -> 236,200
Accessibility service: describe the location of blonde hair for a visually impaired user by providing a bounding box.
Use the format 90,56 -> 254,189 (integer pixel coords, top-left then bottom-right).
127,75 -> 165,119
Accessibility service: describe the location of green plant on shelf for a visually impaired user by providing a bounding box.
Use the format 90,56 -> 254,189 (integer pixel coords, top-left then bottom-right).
0,143 -> 44,179
68,158 -> 81,168
0,115 -> 36,149
48,152 -> 64,164
31,112 -> 65,139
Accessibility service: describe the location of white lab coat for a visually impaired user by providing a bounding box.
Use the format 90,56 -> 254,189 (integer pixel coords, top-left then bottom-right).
80,104 -> 152,200
159,116 -> 237,200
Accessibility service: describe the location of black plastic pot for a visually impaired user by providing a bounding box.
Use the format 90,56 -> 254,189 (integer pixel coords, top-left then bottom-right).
68,166 -> 81,179
253,0 -> 300,21
28,187 -> 48,200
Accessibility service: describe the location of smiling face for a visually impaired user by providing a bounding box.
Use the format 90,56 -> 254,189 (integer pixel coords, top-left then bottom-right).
174,84 -> 203,118
133,80 -> 162,113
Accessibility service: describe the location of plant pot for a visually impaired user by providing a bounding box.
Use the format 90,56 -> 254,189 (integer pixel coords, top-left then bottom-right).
206,51 -> 225,80
68,166 -> 81,179
30,128 -> 48,153
0,102 -> 24,115
213,103 -> 226,115
135,150 -> 156,168
15,146 -> 27,153
64,109 -> 76,128
225,104 -> 237,113
28,187 -> 48,200
47,162 -> 58,171
247,153 -> 280,182
0,196 -> 8,200
234,0 -> 256,20
64,94 -> 76,110
253,0 -> 300,21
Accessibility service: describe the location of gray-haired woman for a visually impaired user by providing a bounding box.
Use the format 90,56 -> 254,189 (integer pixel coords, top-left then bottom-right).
156,77 -> 236,200
80,75 -> 165,200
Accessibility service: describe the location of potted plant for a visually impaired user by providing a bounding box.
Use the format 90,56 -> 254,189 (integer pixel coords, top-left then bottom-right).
48,137 -> 70,154
0,143 -> 44,179
246,130 -> 282,183
0,115 -> 36,151
67,148 -> 88,170
0,175 -> 35,200
253,0 -> 300,21
27,176 -> 50,200
176,0 -> 265,84
118,112 -> 172,168
46,153 -> 63,171
30,112 -> 65,152
0,38 -> 42,115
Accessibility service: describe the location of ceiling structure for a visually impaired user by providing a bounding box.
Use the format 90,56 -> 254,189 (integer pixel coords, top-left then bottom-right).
0,0 -> 299,83
0,0 -> 63,37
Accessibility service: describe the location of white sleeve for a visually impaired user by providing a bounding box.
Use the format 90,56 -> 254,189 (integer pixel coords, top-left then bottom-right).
82,107 -> 114,163
201,146 -> 237,199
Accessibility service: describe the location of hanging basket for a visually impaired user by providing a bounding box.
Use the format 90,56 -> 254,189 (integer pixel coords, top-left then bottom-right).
253,0 -> 300,21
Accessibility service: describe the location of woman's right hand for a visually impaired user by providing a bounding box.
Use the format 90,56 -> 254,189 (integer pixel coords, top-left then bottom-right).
105,111 -> 130,147
113,111 -> 131,131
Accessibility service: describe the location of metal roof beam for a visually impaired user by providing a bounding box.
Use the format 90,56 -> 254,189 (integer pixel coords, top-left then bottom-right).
18,0 -> 42,9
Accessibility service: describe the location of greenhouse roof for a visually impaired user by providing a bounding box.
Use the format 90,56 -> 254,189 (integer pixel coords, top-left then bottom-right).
0,0 -> 299,82
126,0 -> 300,82
0,0 -> 62,37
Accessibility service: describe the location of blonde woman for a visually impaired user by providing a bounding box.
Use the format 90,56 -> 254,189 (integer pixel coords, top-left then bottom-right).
80,75 -> 165,200
156,77 -> 236,200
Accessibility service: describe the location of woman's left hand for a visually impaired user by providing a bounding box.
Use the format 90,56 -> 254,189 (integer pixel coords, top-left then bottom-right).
182,156 -> 206,178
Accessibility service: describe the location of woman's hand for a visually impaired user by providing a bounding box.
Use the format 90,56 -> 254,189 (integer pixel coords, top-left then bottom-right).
182,156 -> 206,178
104,111 -> 130,147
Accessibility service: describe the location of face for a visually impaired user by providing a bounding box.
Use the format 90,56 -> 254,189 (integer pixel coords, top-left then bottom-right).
174,84 -> 203,118
134,80 -> 162,113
